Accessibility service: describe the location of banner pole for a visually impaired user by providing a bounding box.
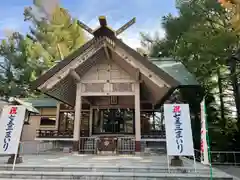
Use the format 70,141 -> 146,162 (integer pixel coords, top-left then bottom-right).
12,108 -> 27,171
193,155 -> 197,173
167,155 -> 170,173
12,153 -> 17,171
203,96 -> 213,179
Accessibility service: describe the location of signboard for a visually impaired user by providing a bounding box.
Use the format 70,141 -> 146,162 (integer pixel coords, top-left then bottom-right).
0,106 -> 26,154
164,104 -> 194,156
200,98 -> 209,165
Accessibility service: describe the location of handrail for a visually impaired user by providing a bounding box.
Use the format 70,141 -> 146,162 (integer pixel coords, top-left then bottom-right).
193,149 -> 240,166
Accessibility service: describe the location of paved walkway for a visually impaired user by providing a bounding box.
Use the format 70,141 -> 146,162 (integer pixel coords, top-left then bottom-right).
215,165 -> 240,180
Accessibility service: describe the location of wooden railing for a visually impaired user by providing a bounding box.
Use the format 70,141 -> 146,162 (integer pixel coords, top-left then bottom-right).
79,137 -> 136,154
36,129 -> 73,138
141,130 -> 166,139
36,130 -> 165,139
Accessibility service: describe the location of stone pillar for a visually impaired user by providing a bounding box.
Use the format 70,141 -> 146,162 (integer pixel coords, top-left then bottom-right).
73,83 -> 82,151
134,82 -> 141,153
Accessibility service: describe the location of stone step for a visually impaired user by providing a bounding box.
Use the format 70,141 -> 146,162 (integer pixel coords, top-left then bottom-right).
0,170 -> 234,180
0,165 -> 233,179
0,164 -> 209,174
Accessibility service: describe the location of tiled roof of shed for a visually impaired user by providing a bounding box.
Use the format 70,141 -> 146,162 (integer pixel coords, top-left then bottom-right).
21,98 -> 58,107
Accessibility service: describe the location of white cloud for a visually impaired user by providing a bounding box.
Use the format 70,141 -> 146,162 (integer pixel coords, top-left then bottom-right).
119,18 -> 166,49
118,25 -> 165,49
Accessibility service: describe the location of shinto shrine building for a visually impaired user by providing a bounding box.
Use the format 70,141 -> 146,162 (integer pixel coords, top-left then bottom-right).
30,16 -> 199,154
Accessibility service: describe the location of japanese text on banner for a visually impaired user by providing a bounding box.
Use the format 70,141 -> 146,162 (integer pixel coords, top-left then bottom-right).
173,105 -> 183,154
3,107 -> 18,151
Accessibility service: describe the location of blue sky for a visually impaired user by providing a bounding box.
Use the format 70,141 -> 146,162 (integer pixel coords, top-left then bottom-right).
0,0 -> 178,48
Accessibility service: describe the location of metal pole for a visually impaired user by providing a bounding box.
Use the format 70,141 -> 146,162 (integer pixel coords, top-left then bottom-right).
203,96 -> 213,179
234,152 -> 237,166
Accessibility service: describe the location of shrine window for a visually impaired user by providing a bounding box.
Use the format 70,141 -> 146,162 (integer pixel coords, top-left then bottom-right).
39,107 -> 57,126
58,103 -> 75,132
140,110 -> 164,137
58,112 -> 75,132
40,116 -> 56,126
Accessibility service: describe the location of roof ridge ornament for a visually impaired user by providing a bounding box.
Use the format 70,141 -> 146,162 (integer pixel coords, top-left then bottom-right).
77,16 -> 136,37
115,17 -> 136,36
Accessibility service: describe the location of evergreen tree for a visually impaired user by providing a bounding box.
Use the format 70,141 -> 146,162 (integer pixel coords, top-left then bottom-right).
24,0 -> 86,68
142,0 -> 240,151
0,33 -> 44,100
0,0 -> 86,99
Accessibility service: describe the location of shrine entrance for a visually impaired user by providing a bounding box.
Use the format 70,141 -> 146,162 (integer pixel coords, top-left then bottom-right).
92,108 -> 134,135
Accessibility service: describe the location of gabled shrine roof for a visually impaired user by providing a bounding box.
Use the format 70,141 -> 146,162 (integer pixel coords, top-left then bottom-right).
31,38 -> 178,90
32,36 -> 199,91
31,16 -> 200,105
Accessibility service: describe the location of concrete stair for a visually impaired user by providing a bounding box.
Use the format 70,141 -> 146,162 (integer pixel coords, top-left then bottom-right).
0,171 -> 234,180
0,154 -> 234,179
0,164 -> 233,179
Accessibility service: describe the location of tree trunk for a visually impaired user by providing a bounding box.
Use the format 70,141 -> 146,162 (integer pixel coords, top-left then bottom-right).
229,58 -> 240,126
217,69 -> 225,124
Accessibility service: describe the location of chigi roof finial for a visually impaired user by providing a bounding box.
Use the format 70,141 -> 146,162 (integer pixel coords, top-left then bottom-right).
77,16 -> 136,38
98,16 -> 107,26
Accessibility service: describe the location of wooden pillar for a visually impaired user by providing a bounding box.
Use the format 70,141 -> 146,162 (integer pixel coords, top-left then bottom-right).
73,83 -> 82,151
134,82 -> 141,153
55,103 -> 60,131
89,107 -> 93,136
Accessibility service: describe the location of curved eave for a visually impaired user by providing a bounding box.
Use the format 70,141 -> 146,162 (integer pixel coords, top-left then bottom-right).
150,58 -> 202,108
35,89 -> 73,107
114,39 -> 179,87
154,85 -> 204,109
31,38 -> 96,91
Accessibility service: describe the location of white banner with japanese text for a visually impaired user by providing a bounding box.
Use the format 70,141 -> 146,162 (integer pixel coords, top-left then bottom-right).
0,106 -> 26,154
164,104 -> 194,156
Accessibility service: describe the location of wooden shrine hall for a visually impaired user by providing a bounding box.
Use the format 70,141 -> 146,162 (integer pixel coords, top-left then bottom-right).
31,16 -> 199,154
